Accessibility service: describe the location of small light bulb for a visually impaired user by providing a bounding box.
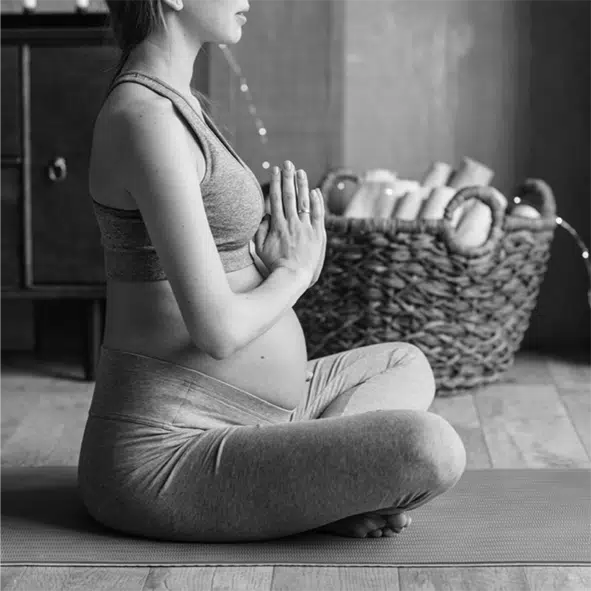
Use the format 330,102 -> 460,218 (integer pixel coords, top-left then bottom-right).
556,217 -> 563,225
513,196 -> 521,204
258,128 -> 267,136
240,84 -> 248,92
337,182 -> 345,191
262,161 -> 270,169
23,0 -> 37,10
583,251 -> 589,259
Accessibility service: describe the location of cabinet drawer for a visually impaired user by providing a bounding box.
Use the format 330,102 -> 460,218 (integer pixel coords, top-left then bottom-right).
1,167 -> 21,289
1,46 -> 21,156
30,45 -> 118,284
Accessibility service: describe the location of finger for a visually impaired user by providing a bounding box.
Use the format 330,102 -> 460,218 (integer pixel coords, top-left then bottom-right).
282,160 -> 299,219
254,215 -> 270,251
268,166 -> 285,226
310,189 -> 324,229
296,169 -> 310,217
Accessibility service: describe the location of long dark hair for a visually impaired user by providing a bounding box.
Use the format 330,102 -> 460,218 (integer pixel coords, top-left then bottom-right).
103,0 -> 213,115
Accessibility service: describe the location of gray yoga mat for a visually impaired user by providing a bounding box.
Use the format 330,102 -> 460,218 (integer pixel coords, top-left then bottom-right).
1,467 -> 589,567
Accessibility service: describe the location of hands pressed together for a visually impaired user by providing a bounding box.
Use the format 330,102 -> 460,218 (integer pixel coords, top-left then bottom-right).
254,160 -> 327,288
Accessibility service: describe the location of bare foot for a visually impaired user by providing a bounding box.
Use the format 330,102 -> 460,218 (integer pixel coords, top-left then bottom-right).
315,511 -> 411,538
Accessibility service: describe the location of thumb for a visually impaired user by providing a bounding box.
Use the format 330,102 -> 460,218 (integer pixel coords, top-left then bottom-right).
254,214 -> 270,251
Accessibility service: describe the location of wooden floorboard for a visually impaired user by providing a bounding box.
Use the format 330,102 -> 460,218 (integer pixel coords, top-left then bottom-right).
1,349 -> 589,591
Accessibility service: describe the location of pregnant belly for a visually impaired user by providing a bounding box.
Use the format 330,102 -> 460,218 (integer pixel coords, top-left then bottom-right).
218,308 -> 309,409
102,281 -> 310,411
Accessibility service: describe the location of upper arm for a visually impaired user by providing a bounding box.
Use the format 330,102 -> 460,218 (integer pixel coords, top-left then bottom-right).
117,101 -> 235,359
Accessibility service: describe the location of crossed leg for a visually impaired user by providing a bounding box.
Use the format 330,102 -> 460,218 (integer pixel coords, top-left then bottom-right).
296,342 -> 466,538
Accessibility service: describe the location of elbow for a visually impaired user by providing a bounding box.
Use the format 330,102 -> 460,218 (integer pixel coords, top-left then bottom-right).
193,324 -> 237,361
210,316 -> 240,360
208,338 -> 236,361
189,298 -> 241,360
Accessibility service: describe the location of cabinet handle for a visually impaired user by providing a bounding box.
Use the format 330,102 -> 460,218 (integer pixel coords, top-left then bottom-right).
47,157 -> 68,183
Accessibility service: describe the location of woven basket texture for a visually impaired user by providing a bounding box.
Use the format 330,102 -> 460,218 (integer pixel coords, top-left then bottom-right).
293,176 -> 557,397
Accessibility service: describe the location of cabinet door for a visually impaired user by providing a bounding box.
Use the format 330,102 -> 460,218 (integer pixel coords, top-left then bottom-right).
30,45 -> 118,284
0,169 -> 22,288
0,47 -> 20,156
0,47 -> 21,287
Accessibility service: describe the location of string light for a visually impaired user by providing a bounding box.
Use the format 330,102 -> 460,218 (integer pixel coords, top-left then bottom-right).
555,217 -> 591,308
512,197 -> 591,308
218,44 -> 271,171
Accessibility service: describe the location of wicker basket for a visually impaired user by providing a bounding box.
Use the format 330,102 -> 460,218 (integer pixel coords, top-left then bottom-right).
293,171 -> 557,397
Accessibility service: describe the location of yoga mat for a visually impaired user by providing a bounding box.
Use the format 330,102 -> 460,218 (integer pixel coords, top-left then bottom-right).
2,467 -> 589,567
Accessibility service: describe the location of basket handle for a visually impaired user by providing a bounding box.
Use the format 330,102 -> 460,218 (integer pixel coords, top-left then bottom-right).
510,178 -> 557,219
441,185 -> 506,255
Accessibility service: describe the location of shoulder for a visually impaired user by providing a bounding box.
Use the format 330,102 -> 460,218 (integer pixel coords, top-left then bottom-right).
102,83 -> 180,139
90,85 -> 206,203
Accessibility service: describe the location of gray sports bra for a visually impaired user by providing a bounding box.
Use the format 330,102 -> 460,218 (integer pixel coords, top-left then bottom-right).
91,70 -> 265,281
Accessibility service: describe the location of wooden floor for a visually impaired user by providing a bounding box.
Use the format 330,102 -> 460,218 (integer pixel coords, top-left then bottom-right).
1,348 -> 590,591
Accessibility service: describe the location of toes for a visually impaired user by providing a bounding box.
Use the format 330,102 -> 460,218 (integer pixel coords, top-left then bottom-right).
359,515 -> 386,537
382,527 -> 397,537
346,514 -> 387,538
385,512 -> 408,531
316,513 -> 397,539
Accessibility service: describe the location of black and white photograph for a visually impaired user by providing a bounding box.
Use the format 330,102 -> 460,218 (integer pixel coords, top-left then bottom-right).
1,0 -> 590,589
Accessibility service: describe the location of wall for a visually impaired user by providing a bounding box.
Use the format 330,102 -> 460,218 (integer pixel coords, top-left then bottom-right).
343,0 -> 590,352
208,0 -> 340,190
526,0 -> 590,351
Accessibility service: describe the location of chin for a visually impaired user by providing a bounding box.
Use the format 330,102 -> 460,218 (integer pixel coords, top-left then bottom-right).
211,29 -> 242,45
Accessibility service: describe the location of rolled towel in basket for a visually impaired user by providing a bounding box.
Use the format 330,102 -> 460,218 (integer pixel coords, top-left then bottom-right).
342,169 -> 399,218
392,186 -> 430,220
419,186 -> 463,226
421,161 -> 454,189
378,179 -> 421,218
455,187 -> 508,248
448,157 -> 494,189
448,157 -> 504,223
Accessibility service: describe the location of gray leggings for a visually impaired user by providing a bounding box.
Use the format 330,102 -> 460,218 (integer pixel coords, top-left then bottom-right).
78,343 -> 466,542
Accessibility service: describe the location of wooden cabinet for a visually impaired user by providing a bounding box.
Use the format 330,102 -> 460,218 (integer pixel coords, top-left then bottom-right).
1,8 -> 115,379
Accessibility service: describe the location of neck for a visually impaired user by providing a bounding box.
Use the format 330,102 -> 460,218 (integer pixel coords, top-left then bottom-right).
122,28 -> 204,95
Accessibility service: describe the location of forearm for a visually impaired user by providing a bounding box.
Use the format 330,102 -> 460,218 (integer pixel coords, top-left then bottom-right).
223,265 -> 310,356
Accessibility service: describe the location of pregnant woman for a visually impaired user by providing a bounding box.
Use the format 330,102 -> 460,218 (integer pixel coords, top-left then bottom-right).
78,0 -> 467,542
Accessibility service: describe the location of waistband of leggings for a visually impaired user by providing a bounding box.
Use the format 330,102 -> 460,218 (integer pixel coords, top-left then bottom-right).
98,345 -> 295,424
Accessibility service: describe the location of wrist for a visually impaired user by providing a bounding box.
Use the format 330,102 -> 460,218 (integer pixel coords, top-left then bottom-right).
274,263 -> 312,288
